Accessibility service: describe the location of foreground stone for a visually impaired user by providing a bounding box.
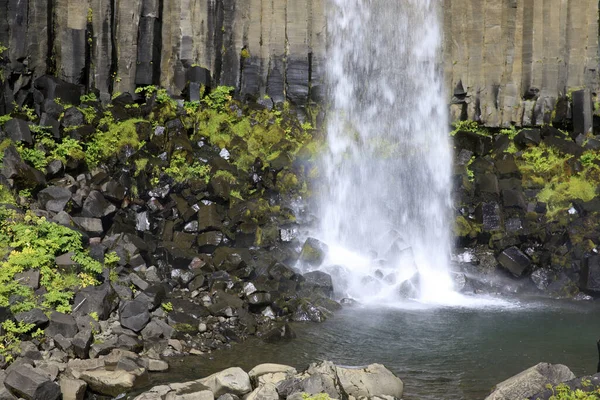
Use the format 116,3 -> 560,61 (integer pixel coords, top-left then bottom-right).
485,362 -> 575,400
4,364 -> 61,400
135,361 -> 402,400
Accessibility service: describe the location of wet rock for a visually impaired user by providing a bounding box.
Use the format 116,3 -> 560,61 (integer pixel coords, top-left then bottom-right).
497,247 -> 531,277
199,367 -> 252,397
5,364 -> 61,400
198,204 -> 223,232
61,107 -> 84,129
299,238 -> 328,267
260,323 -> 296,343
303,271 -> 334,298
34,76 -> 82,106
531,268 -> 553,291
580,255 -> 600,293
120,300 -> 151,332
485,362 -> 575,400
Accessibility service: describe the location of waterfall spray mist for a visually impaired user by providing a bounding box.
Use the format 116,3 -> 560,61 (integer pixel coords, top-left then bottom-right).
316,0 -> 455,304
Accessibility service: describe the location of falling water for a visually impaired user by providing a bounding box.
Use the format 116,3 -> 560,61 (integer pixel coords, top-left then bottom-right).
317,0 -> 455,304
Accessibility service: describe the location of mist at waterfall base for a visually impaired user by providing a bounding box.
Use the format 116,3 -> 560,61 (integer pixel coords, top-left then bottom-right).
312,0 -> 476,306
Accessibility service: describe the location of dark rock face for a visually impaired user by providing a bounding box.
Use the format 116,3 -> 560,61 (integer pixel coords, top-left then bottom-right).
497,247 -> 531,277
46,312 -> 79,339
580,255 -> 600,293
5,364 -> 61,400
299,238 -> 328,267
119,300 -> 151,332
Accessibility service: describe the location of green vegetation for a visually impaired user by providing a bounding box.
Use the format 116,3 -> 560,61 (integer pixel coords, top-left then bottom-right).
0,206 -> 112,360
85,117 -> 144,167
164,151 -> 211,184
301,393 -> 332,400
543,381 -> 600,400
516,143 -> 600,216
161,302 -> 173,312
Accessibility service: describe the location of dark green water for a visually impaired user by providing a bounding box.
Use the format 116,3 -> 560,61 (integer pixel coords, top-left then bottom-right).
151,299 -> 600,400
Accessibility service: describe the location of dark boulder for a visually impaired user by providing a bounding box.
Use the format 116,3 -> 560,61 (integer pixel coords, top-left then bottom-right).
61,107 -> 84,129
72,282 -> 117,321
299,238 -> 328,267
4,118 -> 32,144
514,129 -> 541,148
71,329 -> 93,359
303,271 -> 334,298
15,309 -> 48,330
5,364 -> 61,400
34,76 -> 82,105
81,191 -> 116,218
580,255 -> 600,293
119,300 -> 151,332
45,312 -> 78,339
498,246 -> 531,277
37,186 -> 72,213
2,145 -> 46,188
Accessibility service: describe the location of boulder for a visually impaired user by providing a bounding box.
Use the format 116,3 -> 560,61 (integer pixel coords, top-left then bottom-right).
119,300 -> 151,332
299,238 -> 328,267
81,191 -> 116,218
485,363 -> 575,400
72,282 -> 117,320
303,271 -> 334,298
15,309 -> 48,329
580,255 -> 600,293
78,368 -> 147,397
37,186 -> 71,213
59,377 -> 86,400
248,364 -> 297,386
335,364 -> 404,399
199,367 -> 252,397
4,118 -> 32,144
246,383 -> 279,400
497,247 -> 531,277
46,311 -> 78,339
4,364 -> 61,400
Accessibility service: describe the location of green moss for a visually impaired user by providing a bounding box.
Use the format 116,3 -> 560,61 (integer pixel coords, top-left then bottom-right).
173,323 -> 196,333
213,170 -> 237,184
538,176 -> 596,215
164,151 -> 211,184
85,118 -> 145,167
453,215 -> 481,238
0,184 -> 15,205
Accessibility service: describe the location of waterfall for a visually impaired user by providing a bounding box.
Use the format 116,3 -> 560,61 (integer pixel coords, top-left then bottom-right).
316,0 -> 455,304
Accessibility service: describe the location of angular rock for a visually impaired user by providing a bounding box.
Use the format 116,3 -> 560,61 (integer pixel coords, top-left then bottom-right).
485,363 -> 575,400
119,300 -> 151,332
246,383 -> 279,400
4,118 -> 32,144
72,282 -> 117,320
580,255 -> 600,293
72,217 -> 103,236
5,364 -> 61,400
38,186 -> 72,213
303,271 -> 334,298
497,247 -> 531,277
299,238 -> 328,267
14,270 -> 41,290
59,377 -> 86,400
46,312 -> 78,339
81,191 -> 116,218
15,309 -> 48,329
72,329 -> 93,359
